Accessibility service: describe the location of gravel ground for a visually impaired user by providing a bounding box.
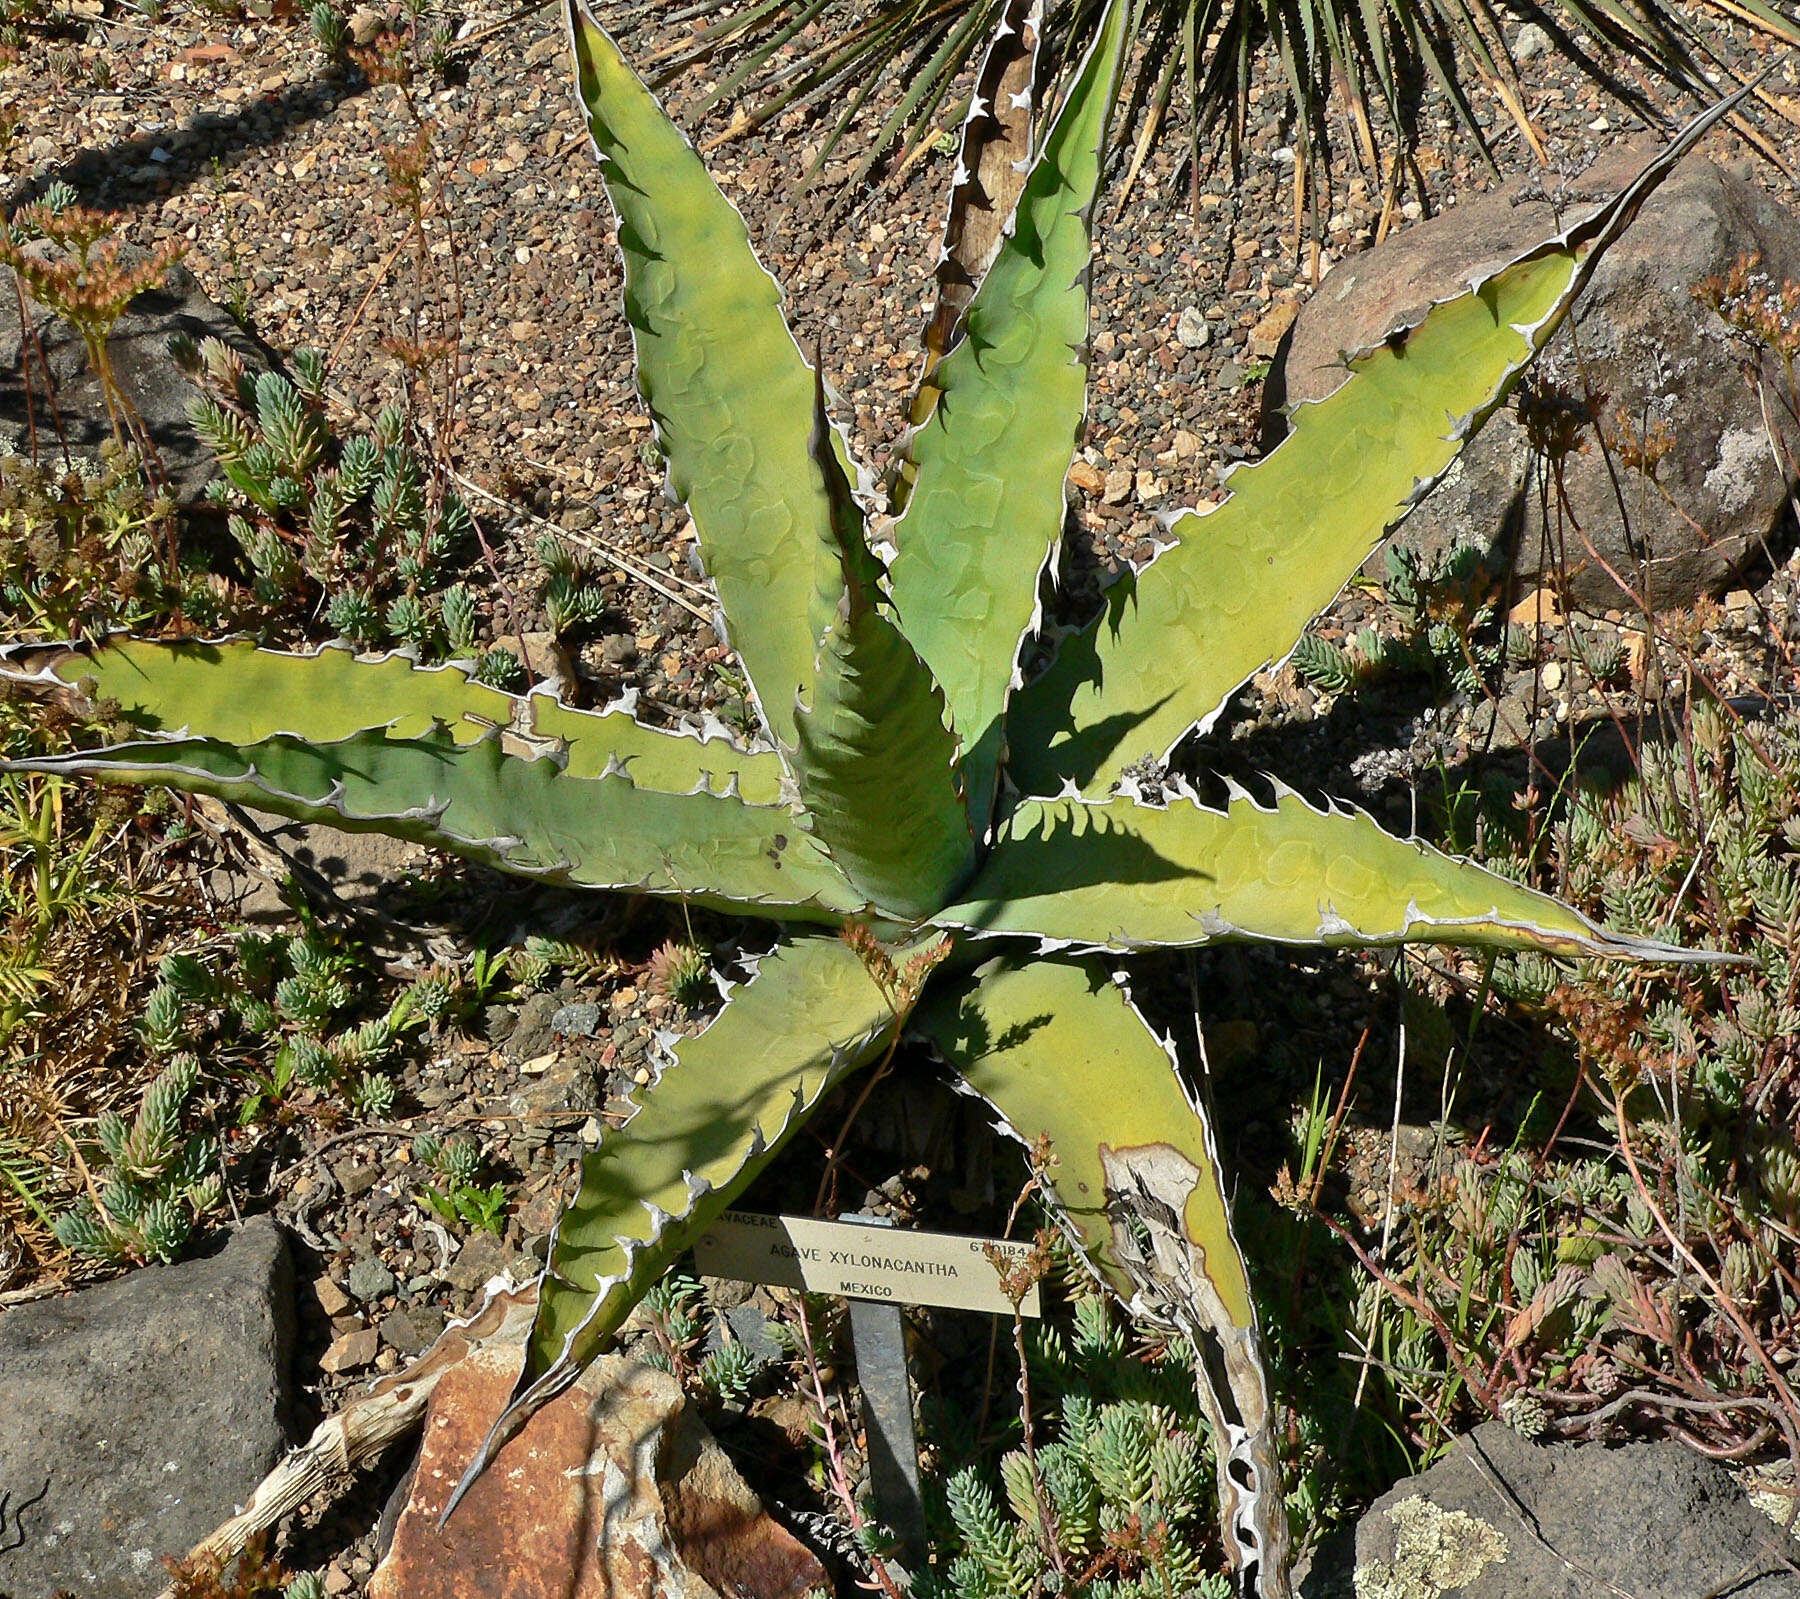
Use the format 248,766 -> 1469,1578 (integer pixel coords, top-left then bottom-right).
10,0 -> 1800,1586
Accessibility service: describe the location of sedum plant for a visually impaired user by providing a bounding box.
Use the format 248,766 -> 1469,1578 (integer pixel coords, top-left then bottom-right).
0,6 -> 1736,1591
174,336 -> 514,676
926,1291 -> 1232,1599
52,1052 -> 222,1265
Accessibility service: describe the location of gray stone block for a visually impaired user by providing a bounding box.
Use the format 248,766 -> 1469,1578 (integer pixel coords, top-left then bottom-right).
0,1217 -> 295,1598
0,255 -> 273,511
1300,1420 -> 1800,1598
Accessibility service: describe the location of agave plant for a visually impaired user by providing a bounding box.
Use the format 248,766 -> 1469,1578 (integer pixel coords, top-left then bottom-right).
616,0 -> 1795,219
3,4 -> 1734,1592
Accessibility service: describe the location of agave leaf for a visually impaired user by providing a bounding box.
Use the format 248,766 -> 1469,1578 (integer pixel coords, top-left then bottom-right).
13,636 -> 515,746
450,931 -> 903,1515
12,726 -> 861,921
569,0 -> 864,747
792,469 -> 977,921
5,637 -> 788,802
900,0 -> 1044,438
1007,97 -> 1750,798
938,784 -> 1711,960
886,0 -> 1126,831
804,356 -> 890,659
527,693 -> 785,803
914,954 -> 1287,1591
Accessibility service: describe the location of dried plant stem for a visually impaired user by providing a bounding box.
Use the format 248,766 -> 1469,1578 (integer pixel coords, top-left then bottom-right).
1608,1078 -> 1800,1458
1309,1206 -> 1496,1412
443,464 -> 714,623
792,1292 -> 907,1599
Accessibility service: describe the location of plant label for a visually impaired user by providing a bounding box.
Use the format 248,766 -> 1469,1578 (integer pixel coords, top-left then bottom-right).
692,1210 -> 1042,1316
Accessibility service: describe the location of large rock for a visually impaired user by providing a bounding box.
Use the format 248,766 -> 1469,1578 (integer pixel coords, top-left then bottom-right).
371,1346 -> 829,1599
0,254 -> 270,508
1300,1420 -> 1800,1597
0,1217 -> 295,1598
1273,148 -> 1800,611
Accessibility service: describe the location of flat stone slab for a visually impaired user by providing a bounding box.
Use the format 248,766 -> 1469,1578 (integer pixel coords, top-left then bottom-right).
0,1217 -> 295,1598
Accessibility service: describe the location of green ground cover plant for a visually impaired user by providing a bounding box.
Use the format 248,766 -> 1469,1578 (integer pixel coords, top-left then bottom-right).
925,1279 -> 1234,1599
1307,675 -> 1800,1483
0,6 -> 1754,1593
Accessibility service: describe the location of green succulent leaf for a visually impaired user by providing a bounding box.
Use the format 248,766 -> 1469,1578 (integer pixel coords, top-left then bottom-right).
569,0 -> 865,747
915,954 -> 1286,1588
920,953 -> 1252,1317
30,636 -> 515,746
454,931 -> 903,1509
938,783 -> 1707,960
804,356 -> 890,656
887,0 -> 1126,829
11,725 -> 859,921
1007,102 -> 1745,797
791,407 -> 977,918
792,600 -> 976,921
10,636 -> 789,803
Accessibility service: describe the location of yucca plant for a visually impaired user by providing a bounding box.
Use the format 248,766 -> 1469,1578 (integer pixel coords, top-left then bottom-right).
0,5 -> 1736,1591
617,0 -> 1795,219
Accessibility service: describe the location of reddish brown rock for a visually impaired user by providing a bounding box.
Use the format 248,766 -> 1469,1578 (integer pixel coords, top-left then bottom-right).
320,1327 -> 379,1374
370,1348 -> 828,1599
1246,300 -> 1298,359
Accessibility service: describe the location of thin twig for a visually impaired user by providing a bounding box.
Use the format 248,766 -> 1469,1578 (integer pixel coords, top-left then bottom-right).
1354,979 -> 1409,1411
792,1293 -> 907,1599
445,466 -> 715,623
1609,1077 -> 1800,1454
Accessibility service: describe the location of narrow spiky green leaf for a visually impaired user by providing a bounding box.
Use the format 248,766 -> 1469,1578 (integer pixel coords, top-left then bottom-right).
1007,96 -> 1752,797
791,479 -> 977,919
915,954 -> 1287,1592
10,727 -> 860,922
5,637 -> 787,803
936,783 -> 1715,961
449,932 -> 902,1516
886,0 -> 1127,832
568,0 -> 866,749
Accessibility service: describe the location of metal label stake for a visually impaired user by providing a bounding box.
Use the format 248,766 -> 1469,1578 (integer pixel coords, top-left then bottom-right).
843,1213 -> 925,1562
692,1208 -> 1042,1567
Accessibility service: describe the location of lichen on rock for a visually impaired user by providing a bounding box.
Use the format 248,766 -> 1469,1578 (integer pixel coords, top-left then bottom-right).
1354,1495 -> 1508,1599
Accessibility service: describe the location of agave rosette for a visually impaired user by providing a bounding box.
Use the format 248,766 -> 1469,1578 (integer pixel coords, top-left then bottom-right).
1,6 -> 1742,1591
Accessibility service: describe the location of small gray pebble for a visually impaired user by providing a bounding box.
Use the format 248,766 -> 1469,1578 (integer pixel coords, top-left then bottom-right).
337,1162 -> 379,1199
551,1001 -> 603,1038
1514,21 -> 1551,58
347,1256 -> 397,1303
1175,306 -> 1213,349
